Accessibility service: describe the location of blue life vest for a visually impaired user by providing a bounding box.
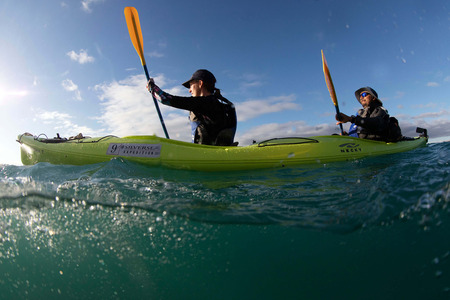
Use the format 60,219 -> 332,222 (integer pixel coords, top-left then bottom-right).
348,123 -> 358,137
191,120 -> 201,143
348,112 -> 358,137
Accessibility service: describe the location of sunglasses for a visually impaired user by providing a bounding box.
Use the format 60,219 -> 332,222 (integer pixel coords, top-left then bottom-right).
359,92 -> 370,98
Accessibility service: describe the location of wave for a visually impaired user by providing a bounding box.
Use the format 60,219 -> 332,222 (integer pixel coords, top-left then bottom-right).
0,142 -> 449,232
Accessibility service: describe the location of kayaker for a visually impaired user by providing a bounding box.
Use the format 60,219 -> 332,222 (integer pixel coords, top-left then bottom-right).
147,69 -> 237,146
336,87 -> 393,141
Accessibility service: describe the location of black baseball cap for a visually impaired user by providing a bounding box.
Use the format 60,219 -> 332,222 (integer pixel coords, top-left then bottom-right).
182,69 -> 216,88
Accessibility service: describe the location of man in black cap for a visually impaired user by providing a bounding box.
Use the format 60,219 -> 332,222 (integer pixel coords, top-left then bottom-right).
148,69 -> 237,146
335,86 -> 393,141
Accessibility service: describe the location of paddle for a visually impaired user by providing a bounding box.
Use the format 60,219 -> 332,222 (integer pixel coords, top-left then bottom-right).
321,50 -> 344,135
124,7 -> 170,139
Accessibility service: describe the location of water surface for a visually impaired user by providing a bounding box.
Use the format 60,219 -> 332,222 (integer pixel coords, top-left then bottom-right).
1,142 -> 449,299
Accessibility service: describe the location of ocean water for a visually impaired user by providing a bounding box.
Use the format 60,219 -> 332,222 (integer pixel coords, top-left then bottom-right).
0,142 -> 449,299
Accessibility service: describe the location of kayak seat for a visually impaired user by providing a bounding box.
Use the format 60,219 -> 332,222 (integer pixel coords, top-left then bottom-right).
215,128 -> 238,146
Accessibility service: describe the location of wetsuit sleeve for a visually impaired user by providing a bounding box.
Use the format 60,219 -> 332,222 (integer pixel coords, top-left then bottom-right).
354,107 -> 389,132
151,85 -> 216,113
150,84 -> 173,106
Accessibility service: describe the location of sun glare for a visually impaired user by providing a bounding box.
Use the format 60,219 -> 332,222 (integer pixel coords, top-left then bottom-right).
0,88 -> 29,103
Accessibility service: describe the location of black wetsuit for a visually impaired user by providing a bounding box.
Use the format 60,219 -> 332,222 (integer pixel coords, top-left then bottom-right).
151,85 -> 237,145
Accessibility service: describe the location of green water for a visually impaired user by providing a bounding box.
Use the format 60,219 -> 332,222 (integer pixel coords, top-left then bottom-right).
0,142 -> 449,299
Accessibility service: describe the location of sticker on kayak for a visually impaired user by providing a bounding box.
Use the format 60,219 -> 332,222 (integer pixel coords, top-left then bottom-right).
106,143 -> 161,158
338,143 -> 362,153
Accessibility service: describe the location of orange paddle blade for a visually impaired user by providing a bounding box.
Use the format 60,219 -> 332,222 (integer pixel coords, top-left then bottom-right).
124,7 -> 146,66
321,50 -> 338,107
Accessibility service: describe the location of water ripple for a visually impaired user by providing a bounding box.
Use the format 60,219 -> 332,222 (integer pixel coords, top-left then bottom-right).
0,142 -> 449,233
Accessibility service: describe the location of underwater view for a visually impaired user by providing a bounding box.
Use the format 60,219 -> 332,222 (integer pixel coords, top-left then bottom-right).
0,141 -> 449,299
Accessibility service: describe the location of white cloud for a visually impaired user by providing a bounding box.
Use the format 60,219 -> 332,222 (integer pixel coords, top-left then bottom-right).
395,110 -> 450,139
62,79 -> 78,92
411,103 -> 438,109
412,109 -> 449,119
236,73 -> 265,91
35,110 -> 99,136
67,49 -> 95,64
241,81 -> 263,89
148,51 -> 165,58
427,82 -> 439,87
38,111 -> 73,128
62,79 -> 82,101
94,74 -> 190,139
241,73 -> 263,82
236,94 -> 301,121
81,0 -> 104,13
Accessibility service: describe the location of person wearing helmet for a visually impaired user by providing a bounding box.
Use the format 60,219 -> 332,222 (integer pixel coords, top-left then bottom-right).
148,69 -> 237,146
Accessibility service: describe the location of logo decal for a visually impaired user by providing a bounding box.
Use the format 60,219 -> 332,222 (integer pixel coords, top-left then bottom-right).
338,143 -> 362,153
107,143 -> 161,158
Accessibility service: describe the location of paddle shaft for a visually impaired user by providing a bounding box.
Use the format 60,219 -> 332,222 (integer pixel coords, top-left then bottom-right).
125,7 -> 170,139
143,65 -> 170,139
334,104 -> 344,134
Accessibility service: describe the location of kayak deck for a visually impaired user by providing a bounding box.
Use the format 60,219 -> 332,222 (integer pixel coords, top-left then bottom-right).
17,133 -> 428,171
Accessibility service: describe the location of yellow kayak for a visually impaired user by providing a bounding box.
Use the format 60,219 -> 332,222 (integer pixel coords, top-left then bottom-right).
17,131 -> 428,171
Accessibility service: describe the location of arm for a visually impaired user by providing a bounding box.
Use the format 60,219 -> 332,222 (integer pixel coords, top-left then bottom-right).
148,79 -> 173,106
336,113 -> 353,124
148,79 -> 216,113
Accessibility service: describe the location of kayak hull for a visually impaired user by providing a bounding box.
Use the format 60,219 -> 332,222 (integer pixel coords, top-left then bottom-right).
17,133 -> 428,171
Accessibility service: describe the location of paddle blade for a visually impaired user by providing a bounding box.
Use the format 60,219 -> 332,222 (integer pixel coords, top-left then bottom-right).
124,7 -> 146,66
321,50 -> 338,107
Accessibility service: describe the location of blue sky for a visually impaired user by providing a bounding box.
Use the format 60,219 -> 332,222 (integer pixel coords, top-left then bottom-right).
1,0 -> 449,165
